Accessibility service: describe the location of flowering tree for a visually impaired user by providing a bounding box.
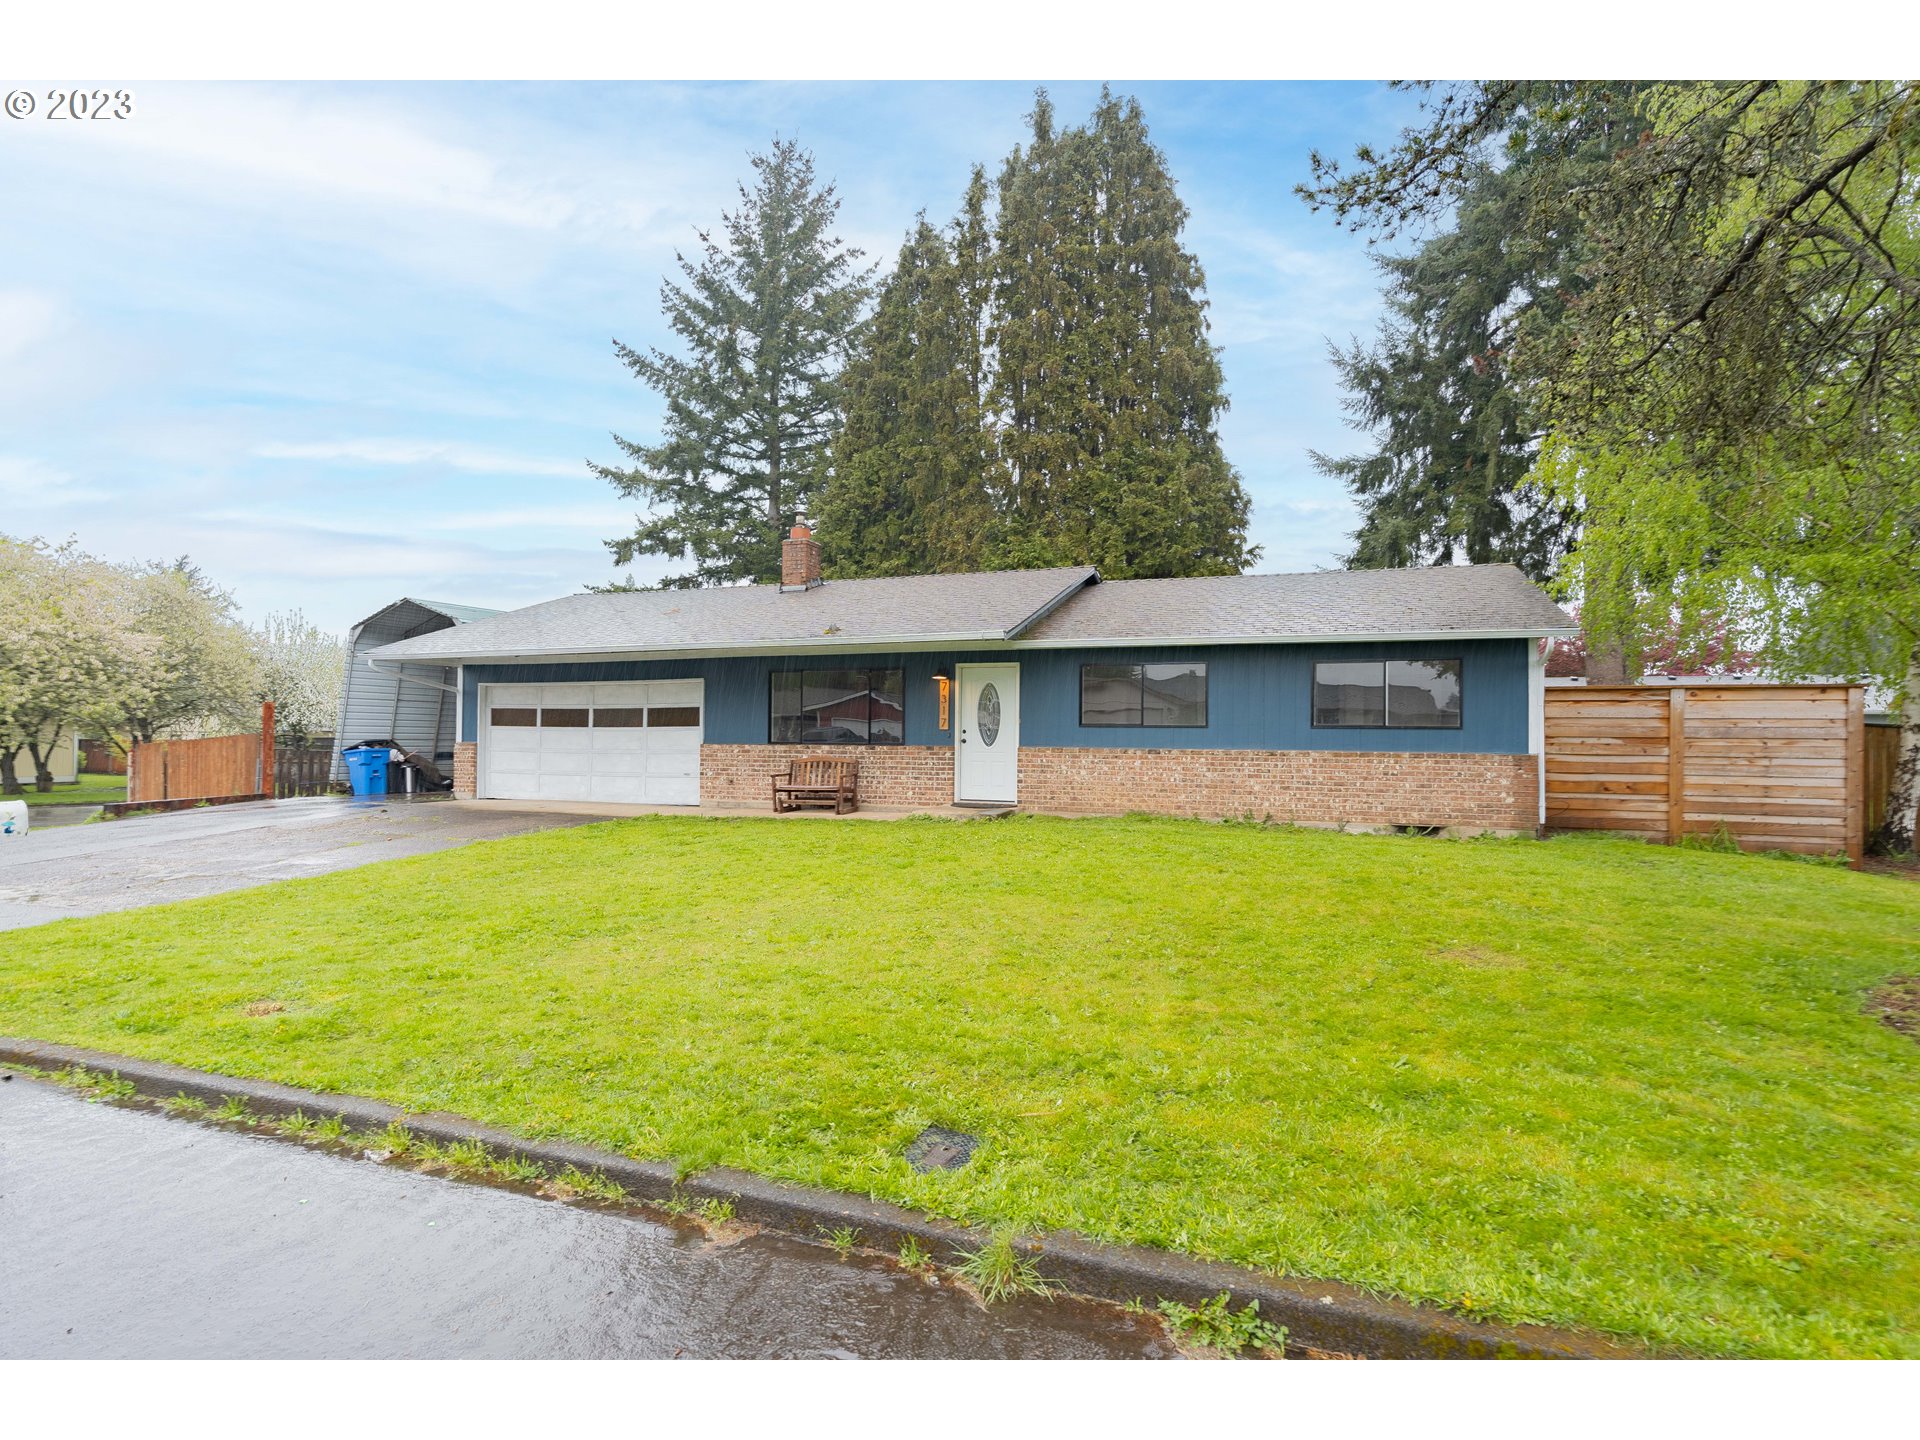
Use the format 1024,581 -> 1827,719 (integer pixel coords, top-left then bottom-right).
0,538 -> 128,793
251,610 -> 347,748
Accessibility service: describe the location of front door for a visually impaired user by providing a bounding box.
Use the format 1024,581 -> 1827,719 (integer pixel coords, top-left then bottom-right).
955,664 -> 1019,804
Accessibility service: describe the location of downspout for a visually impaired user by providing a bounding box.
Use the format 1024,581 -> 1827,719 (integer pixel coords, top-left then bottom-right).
1528,638 -> 1547,828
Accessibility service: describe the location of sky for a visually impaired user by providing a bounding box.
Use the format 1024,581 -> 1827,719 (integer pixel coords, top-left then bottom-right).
0,81 -> 1426,636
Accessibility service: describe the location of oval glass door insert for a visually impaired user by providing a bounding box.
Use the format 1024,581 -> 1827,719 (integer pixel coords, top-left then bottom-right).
977,683 -> 1002,746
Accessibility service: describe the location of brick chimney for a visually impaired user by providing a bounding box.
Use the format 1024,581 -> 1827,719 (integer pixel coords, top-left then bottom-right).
780,523 -> 822,591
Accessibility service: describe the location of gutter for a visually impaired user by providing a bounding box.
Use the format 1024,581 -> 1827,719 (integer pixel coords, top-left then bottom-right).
364,654 -> 458,693
368,626 -> 1581,668
0,1038 -> 1640,1360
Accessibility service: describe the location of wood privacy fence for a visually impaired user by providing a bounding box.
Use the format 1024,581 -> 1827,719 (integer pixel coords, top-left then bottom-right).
127,703 -> 276,806
1544,684 -> 1865,861
1864,721 -> 1901,841
274,740 -> 337,798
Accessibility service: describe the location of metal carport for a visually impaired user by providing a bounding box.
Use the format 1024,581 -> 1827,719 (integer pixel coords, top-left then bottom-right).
330,598 -> 499,784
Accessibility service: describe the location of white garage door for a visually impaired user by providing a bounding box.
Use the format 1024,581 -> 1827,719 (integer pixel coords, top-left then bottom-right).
480,680 -> 703,805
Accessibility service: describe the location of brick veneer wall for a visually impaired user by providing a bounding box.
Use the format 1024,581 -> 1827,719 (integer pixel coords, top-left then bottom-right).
1017,747 -> 1539,833
452,741 -> 476,799
702,744 -> 955,807
699,741 -> 1536,830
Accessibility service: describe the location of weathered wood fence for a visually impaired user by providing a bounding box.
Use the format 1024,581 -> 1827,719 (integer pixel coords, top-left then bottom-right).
127,703 -> 276,805
274,740 -> 337,798
1864,721 -> 1901,841
1545,684 -> 1865,861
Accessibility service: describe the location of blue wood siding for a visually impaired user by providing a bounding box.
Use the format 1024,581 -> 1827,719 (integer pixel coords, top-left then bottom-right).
461,636 -> 1532,754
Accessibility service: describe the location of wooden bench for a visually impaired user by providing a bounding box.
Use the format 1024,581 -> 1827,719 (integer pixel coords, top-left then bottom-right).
771,756 -> 860,814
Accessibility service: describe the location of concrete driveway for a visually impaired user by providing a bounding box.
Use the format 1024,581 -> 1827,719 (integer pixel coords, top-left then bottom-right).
0,796 -> 603,931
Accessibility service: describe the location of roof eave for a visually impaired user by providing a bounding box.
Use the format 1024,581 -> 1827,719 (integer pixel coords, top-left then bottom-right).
1011,626 -> 1580,648
365,629 -> 1023,666
371,622 -> 1579,665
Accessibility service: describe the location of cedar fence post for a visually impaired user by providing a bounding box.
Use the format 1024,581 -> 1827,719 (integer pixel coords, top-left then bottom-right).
261,701 -> 276,800
1666,686 -> 1688,846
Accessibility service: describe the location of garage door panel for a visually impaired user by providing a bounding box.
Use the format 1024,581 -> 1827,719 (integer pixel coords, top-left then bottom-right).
592,749 -> 650,775
648,774 -> 699,804
592,682 -> 649,707
483,680 -> 703,804
590,774 -> 652,803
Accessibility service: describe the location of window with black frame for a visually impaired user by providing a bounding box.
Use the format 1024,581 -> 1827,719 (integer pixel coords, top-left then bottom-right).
1311,658 -> 1462,728
770,668 -> 906,744
1079,662 -> 1207,727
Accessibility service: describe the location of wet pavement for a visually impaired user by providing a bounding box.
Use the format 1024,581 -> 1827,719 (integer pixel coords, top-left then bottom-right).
0,795 -> 602,931
0,1077 -> 1175,1359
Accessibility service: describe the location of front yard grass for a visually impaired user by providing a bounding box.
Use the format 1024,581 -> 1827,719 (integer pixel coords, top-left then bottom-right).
19,775 -> 127,806
3,814 -> 1918,1356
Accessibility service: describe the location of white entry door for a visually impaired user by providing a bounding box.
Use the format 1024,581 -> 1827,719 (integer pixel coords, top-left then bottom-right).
481,680 -> 703,805
955,663 -> 1019,804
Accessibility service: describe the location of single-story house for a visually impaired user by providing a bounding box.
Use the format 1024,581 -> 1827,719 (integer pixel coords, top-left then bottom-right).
367,528 -> 1579,832
331,597 -> 502,783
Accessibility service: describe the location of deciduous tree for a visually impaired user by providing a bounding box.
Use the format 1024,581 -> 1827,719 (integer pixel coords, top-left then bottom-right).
1305,81 -> 1920,848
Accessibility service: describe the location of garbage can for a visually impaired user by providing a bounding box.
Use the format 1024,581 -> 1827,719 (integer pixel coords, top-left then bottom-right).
0,799 -> 27,838
343,746 -> 390,797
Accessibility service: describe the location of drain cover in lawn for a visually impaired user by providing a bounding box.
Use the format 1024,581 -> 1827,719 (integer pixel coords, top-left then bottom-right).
905,1126 -> 978,1173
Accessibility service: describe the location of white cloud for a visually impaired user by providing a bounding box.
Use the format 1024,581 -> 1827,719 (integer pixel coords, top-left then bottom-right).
27,86 -> 564,232
256,438 -> 583,478
0,454 -> 107,507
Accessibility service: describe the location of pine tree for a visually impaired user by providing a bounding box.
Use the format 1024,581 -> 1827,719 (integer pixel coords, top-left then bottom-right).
1308,85 -> 1638,581
596,140 -> 872,587
991,89 -> 1254,577
820,171 -> 999,576
822,89 -> 1256,581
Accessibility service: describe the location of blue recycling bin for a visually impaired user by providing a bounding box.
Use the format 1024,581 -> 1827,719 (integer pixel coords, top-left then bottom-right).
343,746 -> 390,797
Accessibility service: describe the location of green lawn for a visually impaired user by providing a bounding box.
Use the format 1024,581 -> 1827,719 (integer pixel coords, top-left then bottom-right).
20,775 -> 126,806
3,815 -> 1918,1357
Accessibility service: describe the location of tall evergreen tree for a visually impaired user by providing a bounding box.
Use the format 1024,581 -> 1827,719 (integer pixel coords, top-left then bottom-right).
991,89 -> 1254,576
1308,85 -> 1640,581
596,140 -> 872,587
821,89 -> 1255,580
820,171 -> 999,576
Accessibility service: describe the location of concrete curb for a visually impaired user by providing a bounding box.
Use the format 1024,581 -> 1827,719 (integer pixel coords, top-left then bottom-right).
1,1037 -> 1636,1359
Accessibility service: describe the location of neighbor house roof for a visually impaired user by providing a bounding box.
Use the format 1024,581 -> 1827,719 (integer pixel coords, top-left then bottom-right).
366,562 -> 1574,664
368,567 -> 1099,662
1019,564 -> 1576,645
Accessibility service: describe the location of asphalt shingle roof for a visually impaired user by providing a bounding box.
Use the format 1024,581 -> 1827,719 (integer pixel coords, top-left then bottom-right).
367,562 -> 1573,662
1022,564 -> 1574,642
369,567 -> 1098,661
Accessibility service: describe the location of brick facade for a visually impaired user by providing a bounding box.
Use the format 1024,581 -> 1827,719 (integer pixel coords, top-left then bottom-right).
1016,746 -> 1539,833
698,741 -> 1537,831
702,743 -> 955,807
452,741 -> 477,799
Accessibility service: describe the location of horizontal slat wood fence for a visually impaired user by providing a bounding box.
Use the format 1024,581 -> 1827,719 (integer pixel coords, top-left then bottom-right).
1545,684 -> 1864,861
